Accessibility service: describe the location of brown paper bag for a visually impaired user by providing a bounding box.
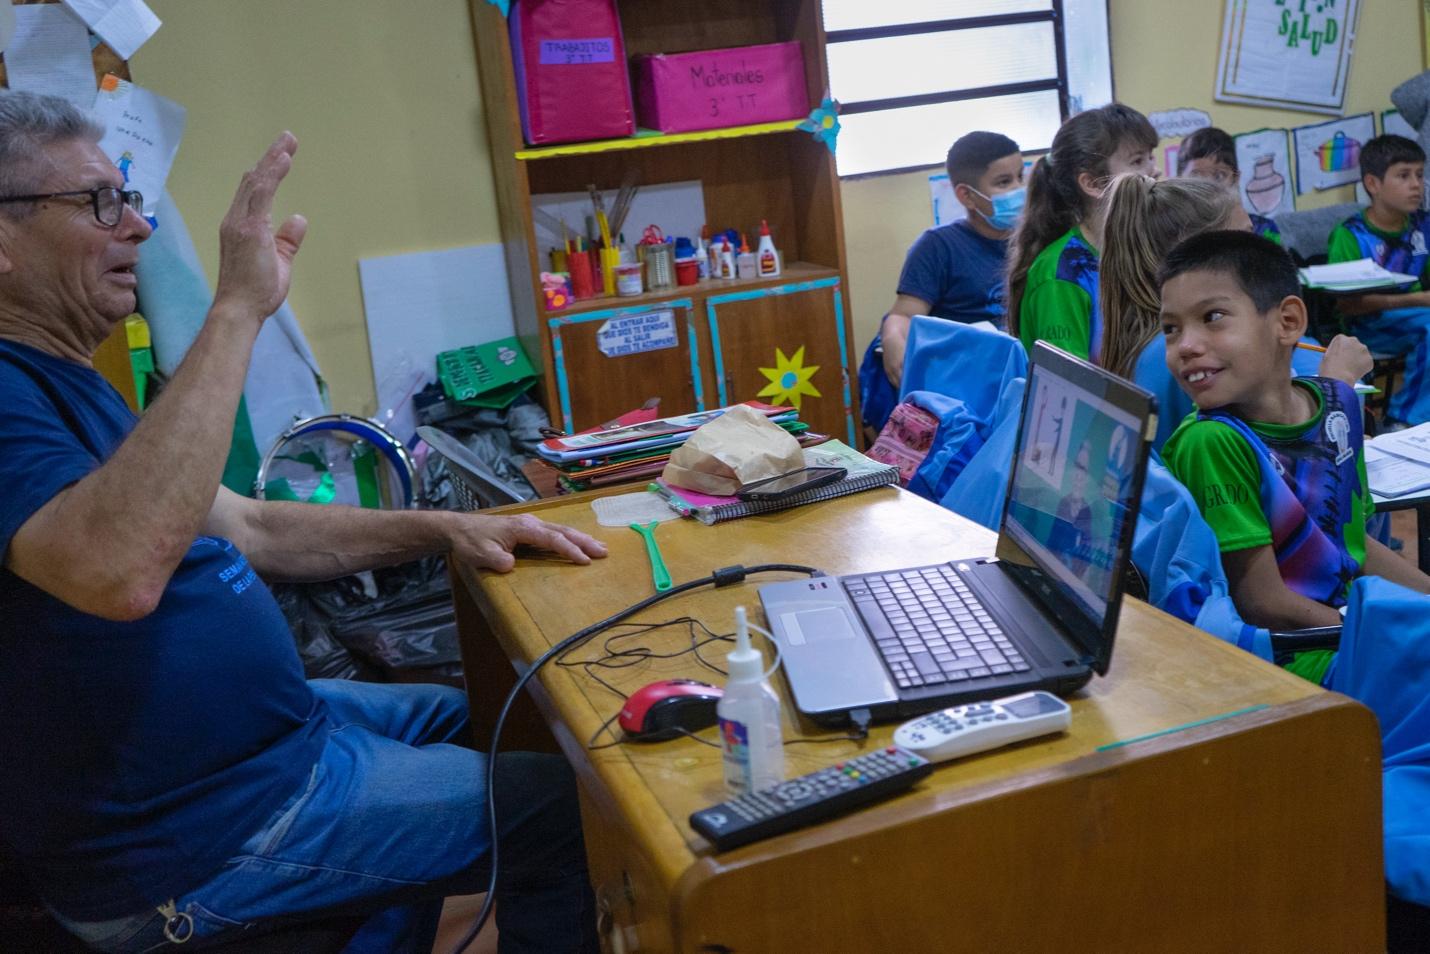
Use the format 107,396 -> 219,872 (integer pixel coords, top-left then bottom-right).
661,404 -> 803,496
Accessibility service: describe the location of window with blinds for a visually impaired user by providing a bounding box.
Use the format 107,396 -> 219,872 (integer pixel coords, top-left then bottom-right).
823,0 -> 1113,177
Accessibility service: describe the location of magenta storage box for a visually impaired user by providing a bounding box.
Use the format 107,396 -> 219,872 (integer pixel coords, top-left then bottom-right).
508,0 -> 635,146
634,41 -> 809,134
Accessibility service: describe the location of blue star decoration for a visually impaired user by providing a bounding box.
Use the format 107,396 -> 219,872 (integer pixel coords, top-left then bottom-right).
486,0 -> 510,15
798,97 -> 841,155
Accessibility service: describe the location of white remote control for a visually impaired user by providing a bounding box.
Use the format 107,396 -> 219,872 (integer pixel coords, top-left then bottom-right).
891,691 -> 1071,764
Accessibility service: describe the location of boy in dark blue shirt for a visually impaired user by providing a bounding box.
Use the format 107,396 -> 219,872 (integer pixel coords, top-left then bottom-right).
860,131 -> 1023,431
1327,134 -> 1430,426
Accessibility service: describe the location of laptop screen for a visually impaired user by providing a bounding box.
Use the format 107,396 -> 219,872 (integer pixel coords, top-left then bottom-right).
995,344 -> 1153,674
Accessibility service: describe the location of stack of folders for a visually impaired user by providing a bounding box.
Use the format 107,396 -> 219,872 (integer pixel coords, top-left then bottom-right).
652,441 -> 900,524
532,402 -> 826,493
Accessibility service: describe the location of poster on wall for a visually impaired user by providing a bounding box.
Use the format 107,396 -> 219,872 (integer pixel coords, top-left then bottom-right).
1383,108 -> 1418,141
1292,113 -> 1374,193
929,173 -> 965,227
1215,0 -> 1361,116
1234,128 -> 1295,217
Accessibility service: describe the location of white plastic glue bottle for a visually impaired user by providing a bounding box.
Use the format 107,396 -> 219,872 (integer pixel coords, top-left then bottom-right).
719,606 -> 785,795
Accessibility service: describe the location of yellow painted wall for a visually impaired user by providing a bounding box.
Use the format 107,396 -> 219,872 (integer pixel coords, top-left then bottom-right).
132,0 -> 497,414
130,1 -> 1424,413
841,1 -> 1426,356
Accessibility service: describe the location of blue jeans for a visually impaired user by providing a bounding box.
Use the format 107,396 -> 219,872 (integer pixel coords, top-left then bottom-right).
55,680 -> 597,953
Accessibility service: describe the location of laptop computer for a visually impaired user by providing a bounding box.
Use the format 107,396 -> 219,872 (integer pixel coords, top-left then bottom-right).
758,342 -> 1156,725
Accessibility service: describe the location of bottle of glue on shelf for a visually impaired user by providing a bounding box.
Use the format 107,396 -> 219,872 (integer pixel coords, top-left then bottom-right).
756,219 -> 781,277
719,606 -> 784,796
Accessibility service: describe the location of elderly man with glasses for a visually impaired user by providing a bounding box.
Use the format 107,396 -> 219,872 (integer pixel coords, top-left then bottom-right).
0,91 -> 603,953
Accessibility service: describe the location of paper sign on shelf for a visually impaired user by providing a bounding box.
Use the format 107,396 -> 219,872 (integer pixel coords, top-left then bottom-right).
597,309 -> 678,358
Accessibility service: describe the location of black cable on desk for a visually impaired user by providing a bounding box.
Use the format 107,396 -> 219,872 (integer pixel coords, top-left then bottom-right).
450,562 -> 819,954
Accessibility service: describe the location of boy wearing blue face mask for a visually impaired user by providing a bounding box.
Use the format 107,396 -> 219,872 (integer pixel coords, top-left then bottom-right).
860,131 -> 1024,429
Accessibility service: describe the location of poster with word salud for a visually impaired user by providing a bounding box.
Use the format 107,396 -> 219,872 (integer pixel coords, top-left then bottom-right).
1215,0 -> 1360,116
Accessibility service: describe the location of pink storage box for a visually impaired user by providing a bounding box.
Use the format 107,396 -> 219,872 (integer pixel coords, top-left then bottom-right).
634,41 -> 809,134
509,0 -> 635,146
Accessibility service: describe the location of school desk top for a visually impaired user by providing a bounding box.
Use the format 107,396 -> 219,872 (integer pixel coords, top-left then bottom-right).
451,486 -> 1384,953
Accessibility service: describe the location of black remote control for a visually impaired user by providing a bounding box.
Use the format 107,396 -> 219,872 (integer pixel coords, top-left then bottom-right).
689,746 -> 933,851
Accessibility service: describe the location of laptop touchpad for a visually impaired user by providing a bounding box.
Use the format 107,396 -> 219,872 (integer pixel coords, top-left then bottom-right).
783,607 -> 857,646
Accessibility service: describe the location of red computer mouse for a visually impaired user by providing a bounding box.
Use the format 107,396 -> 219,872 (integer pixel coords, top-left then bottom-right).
618,679 -> 724,741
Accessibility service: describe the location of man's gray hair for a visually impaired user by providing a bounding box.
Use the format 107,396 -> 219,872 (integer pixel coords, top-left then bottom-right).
0,90 -> 105,203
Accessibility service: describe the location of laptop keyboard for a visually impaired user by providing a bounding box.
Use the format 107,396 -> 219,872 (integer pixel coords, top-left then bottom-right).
844,566 -> 1032,690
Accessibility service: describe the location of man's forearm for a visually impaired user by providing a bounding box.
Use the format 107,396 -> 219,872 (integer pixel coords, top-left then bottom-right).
238,501 -> 454,582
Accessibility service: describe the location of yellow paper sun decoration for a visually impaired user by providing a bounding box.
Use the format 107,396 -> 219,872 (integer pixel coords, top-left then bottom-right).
757,345 -> 821,410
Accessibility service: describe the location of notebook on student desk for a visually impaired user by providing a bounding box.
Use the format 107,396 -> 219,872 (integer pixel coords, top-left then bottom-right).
759,343 -> 1156,726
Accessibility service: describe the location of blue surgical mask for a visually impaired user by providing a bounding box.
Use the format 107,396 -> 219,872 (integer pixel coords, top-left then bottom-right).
969,185 -> 1026,232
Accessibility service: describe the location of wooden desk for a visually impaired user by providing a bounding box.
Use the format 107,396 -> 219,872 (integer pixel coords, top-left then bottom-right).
452,488 -> 1384,953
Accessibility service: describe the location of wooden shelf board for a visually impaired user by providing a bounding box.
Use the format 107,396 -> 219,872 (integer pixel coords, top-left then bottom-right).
515,119 -> 806,161
543,261 -> 839,317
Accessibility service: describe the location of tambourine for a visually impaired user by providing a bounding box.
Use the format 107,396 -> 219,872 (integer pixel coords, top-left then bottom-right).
254,413 -> 417,509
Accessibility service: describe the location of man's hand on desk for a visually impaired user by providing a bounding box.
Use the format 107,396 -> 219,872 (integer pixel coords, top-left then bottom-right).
449,513 -> 607,572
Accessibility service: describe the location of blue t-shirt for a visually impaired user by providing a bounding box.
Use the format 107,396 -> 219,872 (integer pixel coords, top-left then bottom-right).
896,219 -> 1009,327
0,339 -> 324,920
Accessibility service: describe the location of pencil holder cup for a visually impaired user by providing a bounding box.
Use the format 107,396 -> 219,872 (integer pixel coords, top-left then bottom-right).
600,247 -> 620,297
645,242 -> 675,290
568,251 -> 595,299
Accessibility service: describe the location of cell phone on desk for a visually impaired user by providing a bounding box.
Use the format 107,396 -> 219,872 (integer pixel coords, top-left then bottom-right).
736,466 -> 847,501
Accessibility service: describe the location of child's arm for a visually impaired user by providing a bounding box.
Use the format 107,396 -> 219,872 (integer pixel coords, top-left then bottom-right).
879,295 -> 933,388
1221,545 -> 1345,629
1361,537 -> 1430,593
1335,290 -> 1430,316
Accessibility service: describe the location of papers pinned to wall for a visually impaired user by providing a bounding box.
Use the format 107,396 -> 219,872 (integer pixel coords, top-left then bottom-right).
61,0 -> 160,60
92,75 -> 185,218
7,3 -> 95,109
928,173 -> 965,227
1233,128 -> 1295,217
1293,113 -> 1375,193
1383,108 -> 1418,141
1215,0 -> 1361,116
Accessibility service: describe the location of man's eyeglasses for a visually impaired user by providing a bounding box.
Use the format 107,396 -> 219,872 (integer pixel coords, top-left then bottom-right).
0,187 -> 144,227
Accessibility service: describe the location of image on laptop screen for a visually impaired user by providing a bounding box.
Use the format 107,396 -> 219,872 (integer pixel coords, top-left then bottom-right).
1003,362 -> 1142,625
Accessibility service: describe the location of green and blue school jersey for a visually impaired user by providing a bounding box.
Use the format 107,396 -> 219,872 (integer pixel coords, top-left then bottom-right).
1162,377 -> 1374,609
1019,227 -> 1100,362
1327,209 -> 1430,292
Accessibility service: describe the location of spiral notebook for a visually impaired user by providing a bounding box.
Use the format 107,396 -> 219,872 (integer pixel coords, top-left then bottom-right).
651,441 -> 899,524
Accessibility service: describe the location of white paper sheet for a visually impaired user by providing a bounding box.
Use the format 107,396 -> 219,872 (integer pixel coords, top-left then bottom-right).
1214,0 -> 1360,116
1293,113 -> 1375,194
358,244 -> 514,444
92,76 -> 186,217
1370,423 -> 1430,468
6,4 -> 96,110
1234,128 -> 1295,218
61,0 -> 159,60
1366,444 -> 1430,498
0,4 -> 18,54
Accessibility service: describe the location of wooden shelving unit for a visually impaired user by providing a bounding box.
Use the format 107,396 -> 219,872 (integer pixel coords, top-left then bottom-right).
470,0 -> 858,442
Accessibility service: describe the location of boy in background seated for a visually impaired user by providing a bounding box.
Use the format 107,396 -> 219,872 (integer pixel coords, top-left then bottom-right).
1176,126 -> 1282,243
1328,134 -> 1430,426
859,131 -> 1023,431
1159,231 -> 1430,681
